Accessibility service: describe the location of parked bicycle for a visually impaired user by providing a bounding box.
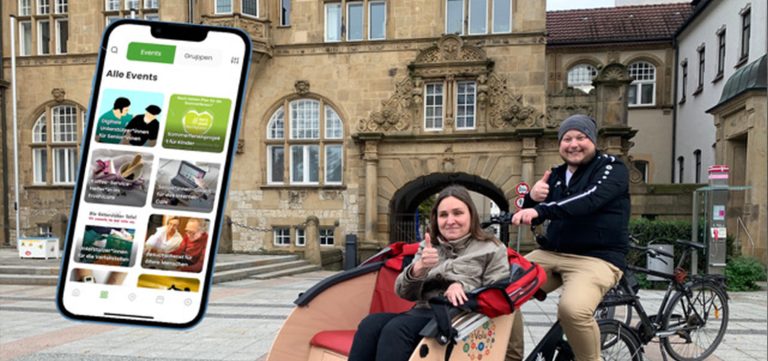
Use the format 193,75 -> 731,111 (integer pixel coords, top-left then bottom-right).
597,236 -> 730,361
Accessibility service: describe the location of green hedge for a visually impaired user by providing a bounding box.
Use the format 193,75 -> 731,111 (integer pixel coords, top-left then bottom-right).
725,257 -> 767,291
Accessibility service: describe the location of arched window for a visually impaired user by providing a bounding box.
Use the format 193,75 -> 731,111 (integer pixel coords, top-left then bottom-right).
567,63 -> 597,94
266,99 -> 344,185
628,61 -> 656,106
677,156 -> 685,184
31,103 -> 84,185
694,149 -> 702,183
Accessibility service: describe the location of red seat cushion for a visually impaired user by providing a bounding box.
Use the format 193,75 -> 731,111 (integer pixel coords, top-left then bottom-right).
310,330 -> 356,356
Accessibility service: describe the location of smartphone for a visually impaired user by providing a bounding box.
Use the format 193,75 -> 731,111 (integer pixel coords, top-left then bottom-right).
56,19 -> 251,328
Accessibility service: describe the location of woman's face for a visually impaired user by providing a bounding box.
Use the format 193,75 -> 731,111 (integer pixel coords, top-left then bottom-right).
167,219 -> 179,233
436,196 -> 471,241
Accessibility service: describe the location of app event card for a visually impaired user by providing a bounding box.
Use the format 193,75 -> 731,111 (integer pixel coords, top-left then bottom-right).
162,94 -> 231,153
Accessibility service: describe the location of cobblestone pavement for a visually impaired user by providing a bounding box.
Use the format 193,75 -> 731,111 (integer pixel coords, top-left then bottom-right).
1,269 -> 766,361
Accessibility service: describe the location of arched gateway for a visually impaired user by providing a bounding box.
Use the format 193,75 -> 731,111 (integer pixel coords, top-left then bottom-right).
389,172 -> 509,243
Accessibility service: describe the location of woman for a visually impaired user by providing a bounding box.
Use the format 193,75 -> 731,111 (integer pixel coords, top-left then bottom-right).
144,216 -> 183,254
348,185 -> 510,361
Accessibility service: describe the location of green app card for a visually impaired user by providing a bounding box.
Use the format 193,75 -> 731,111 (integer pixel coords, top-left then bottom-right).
162,94 -> 231,153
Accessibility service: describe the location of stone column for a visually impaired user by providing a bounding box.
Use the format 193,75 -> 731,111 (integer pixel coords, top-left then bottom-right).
516,130 -> 543,251
304,216 -> 321,266
361,134 -> 383,244
592,63 -> 635,158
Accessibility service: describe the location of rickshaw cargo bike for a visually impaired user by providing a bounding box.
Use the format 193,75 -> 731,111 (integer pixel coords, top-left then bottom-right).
265,240 -> 641,361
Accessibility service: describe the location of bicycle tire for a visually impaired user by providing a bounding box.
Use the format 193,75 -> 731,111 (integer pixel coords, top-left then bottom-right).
660,281 -> 729,361
597,320 -> 643,361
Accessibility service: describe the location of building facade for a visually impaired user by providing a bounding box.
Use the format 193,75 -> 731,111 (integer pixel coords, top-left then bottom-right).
674,0 -> 767,184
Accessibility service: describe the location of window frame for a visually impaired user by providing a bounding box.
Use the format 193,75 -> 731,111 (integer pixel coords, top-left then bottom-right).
37,19 -> 51,55
739,8 -> 750,61
694,149 -> 702,183
215,0 -> 233,14
491,0 -> 512,34
680,60 -> 688,103
266,99 -> 344,187
677,156 -> 684,184
346,1 -> 364,41
627,61 -> 656,107
37,0 -> 50,15
273,227 -> 291,246
716,29 -> 726,78
19,0 -> 32,16
19,21 -> 33,56
295,227 -> 306,246
424,82 -> 445,131
455,80 -> 477,129
319,228 -> 335,246
632,160 -> 649,183
30,104 -> 84,187
241,0 -> 258,18
54,0 -> 67,14
446,0 -> 464,35
368,0 -> 386,41
55,18 -> 68,54
696,46 -> 705,92
567,63 -> 597,94
324,2 -> 342,42
468,0 -> 488,35
279,0 -> 291,26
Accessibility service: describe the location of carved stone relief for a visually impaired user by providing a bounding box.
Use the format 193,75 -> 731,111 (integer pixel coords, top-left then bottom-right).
486,74 -> 547,129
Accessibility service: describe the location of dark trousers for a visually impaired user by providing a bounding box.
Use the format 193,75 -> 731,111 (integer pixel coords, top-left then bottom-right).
348,309 -> 433,361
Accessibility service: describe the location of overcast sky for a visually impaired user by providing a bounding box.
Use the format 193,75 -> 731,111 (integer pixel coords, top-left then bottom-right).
547,0 -> 616,11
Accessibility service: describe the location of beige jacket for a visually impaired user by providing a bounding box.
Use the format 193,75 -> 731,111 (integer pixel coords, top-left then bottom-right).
395,235 -> 509,308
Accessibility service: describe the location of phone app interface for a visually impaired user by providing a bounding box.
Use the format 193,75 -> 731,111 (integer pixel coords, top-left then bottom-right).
62,23 -> 246,325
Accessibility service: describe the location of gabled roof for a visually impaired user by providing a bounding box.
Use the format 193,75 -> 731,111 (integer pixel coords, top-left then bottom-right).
547,3 -> 694,46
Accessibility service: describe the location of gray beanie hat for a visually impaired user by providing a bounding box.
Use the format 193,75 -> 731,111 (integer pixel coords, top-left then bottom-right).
558,114 -> 597,145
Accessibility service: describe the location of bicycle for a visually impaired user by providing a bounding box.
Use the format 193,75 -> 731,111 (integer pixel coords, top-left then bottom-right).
598,237 -> 730,361
482,214 -> 643,361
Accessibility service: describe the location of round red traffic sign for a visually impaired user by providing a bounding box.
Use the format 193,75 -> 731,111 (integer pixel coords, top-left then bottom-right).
514,195 -> 525,209
515,182 -> 530,195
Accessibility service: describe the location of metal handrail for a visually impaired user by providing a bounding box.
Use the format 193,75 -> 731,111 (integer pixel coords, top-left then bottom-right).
736,216 -> 755,256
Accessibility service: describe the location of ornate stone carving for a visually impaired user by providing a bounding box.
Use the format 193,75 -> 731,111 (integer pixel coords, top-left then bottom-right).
594,63 -> 631,84
486,74 -> 546,129
414,35 -> 485,63
357,77 -> 414,132
442,146 -> 455,172
294,80 -> 310,95
51,88 -> 66,102
237,138 -> 245,154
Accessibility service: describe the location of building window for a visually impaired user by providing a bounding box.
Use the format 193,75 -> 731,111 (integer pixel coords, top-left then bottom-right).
295,228 -> 305,246
326,1 -> 386,42
31,104 -> 84,186
567,63 -> 597,94
632,160 -> 649,183
274,227 -> 290,246
740,8 -> 750,61
19,21 -> 32,56
265,99 -> 344,186
105,0 -> 119,11
55,19 -> 68,54
54,0 -> 67,13
716,30 -> 726,79
447,0 -> 512,35
242,0 -> 258,17
319,228 -> 335,246
325,2 -> 341,42
696,46 -> 705,92
280,0 -> 290,26
456,81 -> 476,129
694,149 -> 701,183
104,0 -> 159,26
37,20 -> 50,55
215,0 -> 232,14
628,61 -> 655,106
369,1 -> 386,40
38,0 -> 50,14
424,82 -> 444,131
19,0 -> 32,16
680,61 -> 688,102
677,156 -> 684,183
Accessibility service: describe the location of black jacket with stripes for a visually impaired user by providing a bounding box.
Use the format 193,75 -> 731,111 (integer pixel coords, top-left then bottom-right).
523,151 -> 630,270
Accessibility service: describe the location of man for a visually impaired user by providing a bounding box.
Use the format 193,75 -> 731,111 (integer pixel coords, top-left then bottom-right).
171,218 -> 208,273
96,97 -> 132,144
123,105 -> 162,146
508,114 -> 629,361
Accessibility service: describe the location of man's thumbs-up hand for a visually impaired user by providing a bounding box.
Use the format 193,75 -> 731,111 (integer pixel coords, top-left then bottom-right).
530,170 -> 551,202
412,233 -> 440,277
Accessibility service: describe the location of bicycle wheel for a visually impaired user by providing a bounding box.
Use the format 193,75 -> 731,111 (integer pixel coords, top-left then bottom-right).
595,287 -> 633,325
661,281 -> 729,361
598,320 -> 643,361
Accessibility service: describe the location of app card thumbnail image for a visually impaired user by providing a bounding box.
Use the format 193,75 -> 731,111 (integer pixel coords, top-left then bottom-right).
70,268 -> 128,285
137,274 -> 200,292
84,149 -> 153,207
162,94 -> 231,153
76,225 -> 137,267
151,159 -> 219,212
94,89 -> 164,146
141,216 -> 209,274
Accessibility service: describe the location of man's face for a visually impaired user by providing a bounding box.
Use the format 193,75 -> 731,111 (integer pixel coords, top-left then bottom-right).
184,221 -> 203,242
559,129 -> 596,168
119,107 -> 130,116
145,112 -> 156,121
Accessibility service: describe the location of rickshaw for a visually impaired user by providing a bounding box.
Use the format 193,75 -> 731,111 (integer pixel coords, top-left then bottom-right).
266,241 -> 546,361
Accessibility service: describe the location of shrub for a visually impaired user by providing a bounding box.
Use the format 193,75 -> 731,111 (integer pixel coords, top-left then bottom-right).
725,257 -> 767,291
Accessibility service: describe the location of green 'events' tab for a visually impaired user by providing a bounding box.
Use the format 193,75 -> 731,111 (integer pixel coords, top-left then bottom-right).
127,42 -> 175,64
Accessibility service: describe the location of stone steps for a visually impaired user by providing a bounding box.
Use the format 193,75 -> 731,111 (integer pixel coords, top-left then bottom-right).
0,254 -> 319,286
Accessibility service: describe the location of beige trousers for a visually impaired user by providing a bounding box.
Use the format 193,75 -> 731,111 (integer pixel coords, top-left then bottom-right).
506,250 -> 623,361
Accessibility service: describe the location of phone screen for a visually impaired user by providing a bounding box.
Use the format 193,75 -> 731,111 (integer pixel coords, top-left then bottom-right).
56,20 -> 250,328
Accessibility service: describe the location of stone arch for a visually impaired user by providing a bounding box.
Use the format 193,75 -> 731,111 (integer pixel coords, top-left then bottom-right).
388,172 -> 509,243
24,99 -> 86,128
